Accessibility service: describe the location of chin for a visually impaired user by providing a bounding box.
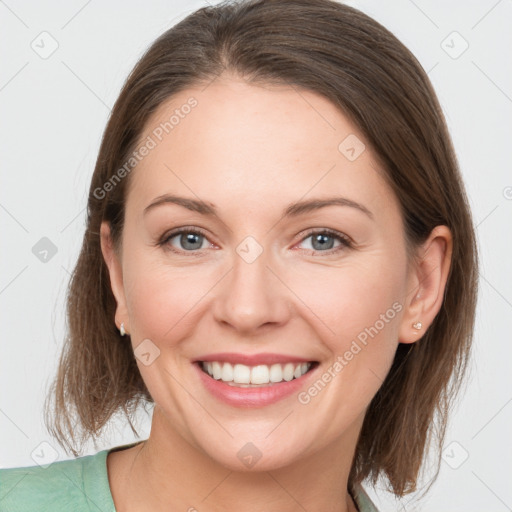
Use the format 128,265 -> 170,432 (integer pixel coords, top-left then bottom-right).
202,440 -> 306,473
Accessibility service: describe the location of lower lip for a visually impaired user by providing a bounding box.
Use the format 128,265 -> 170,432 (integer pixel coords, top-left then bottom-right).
193,362 -> 318,407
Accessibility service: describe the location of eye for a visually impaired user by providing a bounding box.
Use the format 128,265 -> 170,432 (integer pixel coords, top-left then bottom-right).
157,227 -> 352,256
296,229 -> 352,255
158,228 -> 212,253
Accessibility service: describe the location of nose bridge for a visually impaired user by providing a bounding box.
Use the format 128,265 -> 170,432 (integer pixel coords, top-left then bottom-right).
213,234 -> 289,332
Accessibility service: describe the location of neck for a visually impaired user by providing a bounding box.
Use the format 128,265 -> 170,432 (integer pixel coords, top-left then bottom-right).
110,406 -> 361,512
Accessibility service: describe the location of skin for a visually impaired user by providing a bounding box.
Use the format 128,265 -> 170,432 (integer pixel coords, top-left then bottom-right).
100,73 -> 452,512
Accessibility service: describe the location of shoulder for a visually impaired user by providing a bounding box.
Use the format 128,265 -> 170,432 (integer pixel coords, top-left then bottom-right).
0,449 -> 115,512
353,483 -> 380,512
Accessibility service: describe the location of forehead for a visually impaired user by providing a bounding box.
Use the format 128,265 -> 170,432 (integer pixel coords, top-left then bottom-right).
126,76 -> 396,219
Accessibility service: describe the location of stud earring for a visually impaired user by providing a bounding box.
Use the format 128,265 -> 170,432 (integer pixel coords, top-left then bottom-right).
412,321 -> 422,330
119,323 -> 126,336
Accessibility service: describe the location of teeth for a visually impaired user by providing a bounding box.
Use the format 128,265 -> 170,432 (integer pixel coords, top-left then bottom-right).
212,361 -> 222,380
283,363 -> 294,381
221,362 -> 233,382
201,361 -> 312,385
233,364 -> 251,384
251,365 -> 270,384
269,363 -> 283,383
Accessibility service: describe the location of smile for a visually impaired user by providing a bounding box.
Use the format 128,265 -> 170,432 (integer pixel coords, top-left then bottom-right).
200,361 -> 316,387
194,356 -> 320,407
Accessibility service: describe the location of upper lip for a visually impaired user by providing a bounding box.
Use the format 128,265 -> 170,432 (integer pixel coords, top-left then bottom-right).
194,352 -> 315,366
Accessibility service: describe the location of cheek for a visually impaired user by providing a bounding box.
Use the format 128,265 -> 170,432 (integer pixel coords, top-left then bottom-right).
122,265 -> 213,403
292,267 -> 403,424
124,267 -> 207,344
292,256 -> 405,403
297,258 -> 404,344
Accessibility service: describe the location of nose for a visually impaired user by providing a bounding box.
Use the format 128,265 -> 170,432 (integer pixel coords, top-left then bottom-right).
212,243 -> 292,335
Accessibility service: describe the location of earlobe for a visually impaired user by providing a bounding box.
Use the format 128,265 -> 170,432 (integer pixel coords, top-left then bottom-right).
100,221 -> 129,333
398,225 -> 453,344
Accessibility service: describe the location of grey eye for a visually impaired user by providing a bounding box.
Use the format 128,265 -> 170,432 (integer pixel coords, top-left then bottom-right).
168,231 -> 207,251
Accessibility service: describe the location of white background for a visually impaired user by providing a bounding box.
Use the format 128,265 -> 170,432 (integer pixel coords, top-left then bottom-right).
0,1 -> 511,510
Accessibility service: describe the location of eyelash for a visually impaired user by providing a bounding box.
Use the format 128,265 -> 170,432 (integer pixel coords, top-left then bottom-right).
157,227 -> 353,256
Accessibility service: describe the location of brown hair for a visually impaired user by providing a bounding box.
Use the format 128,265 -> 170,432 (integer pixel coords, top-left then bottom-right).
44,0 -> 478,497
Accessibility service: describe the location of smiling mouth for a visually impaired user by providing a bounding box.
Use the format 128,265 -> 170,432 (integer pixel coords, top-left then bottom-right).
198,361 -> 319,387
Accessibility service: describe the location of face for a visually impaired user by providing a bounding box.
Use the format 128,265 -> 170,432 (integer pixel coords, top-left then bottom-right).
103,75 -> 419,472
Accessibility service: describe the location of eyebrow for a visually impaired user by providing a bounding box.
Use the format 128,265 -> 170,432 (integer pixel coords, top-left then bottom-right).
143,194 -> 373,219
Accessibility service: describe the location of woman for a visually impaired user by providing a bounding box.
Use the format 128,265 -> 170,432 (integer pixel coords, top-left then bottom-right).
0,0 -> 478,510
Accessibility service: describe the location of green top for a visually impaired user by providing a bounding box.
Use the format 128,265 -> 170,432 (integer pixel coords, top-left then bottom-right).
0,442 -> 378,511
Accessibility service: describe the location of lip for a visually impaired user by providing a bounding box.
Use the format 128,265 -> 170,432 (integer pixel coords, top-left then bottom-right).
193,360 -> 319,408
193,352 -> 314,366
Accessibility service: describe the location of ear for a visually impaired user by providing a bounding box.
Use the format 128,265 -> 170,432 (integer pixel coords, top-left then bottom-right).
100,221 -> 129,334
398,225 -> 453,344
